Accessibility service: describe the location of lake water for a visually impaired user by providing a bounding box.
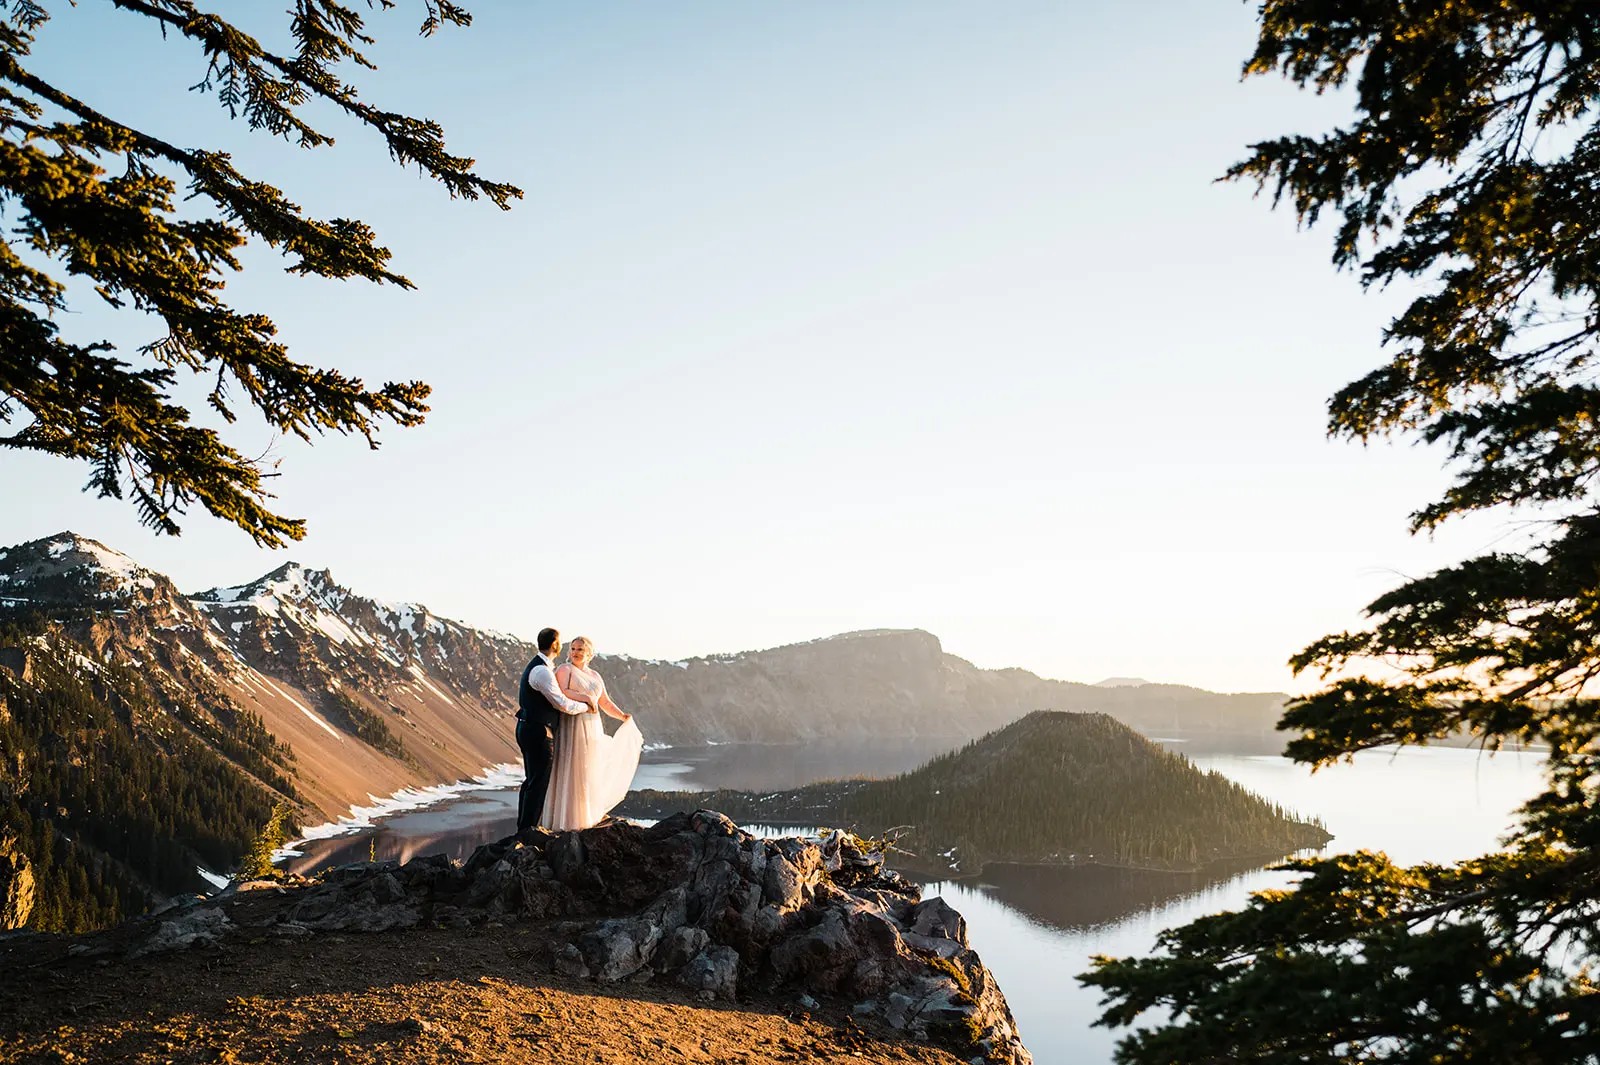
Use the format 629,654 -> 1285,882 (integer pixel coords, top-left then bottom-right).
283,738 -> 1547,1065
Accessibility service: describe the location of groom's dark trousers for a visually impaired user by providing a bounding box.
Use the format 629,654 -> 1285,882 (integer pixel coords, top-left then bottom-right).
516,655 -> 562,832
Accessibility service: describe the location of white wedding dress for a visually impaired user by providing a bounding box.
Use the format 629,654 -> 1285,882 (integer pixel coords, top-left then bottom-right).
541,662 -> 643,830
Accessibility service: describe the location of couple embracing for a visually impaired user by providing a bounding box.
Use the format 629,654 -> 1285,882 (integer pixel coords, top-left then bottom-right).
516,628 -> 644,833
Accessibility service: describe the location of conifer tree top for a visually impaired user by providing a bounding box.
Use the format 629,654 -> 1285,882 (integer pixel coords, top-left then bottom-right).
1088,5 -> 1600,1061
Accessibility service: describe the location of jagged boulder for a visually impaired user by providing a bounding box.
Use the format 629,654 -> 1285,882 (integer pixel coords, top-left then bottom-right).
678,944 -> 741,1001
288,863 -> 419,932
122,812 -> 1031,1065
130,905 -> 231,958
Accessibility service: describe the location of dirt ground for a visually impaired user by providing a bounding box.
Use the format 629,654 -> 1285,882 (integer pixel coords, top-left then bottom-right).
0,922 -> 971,1065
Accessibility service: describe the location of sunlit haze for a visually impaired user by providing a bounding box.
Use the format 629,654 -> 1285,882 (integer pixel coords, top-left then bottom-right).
3,2 -> 1515,692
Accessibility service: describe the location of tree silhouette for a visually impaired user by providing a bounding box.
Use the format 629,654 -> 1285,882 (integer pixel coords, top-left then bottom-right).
0,1 -> 519,545
1087,5 -> 1600,1061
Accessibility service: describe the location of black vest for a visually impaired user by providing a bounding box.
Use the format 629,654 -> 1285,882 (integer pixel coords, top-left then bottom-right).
517,655 -> 561,727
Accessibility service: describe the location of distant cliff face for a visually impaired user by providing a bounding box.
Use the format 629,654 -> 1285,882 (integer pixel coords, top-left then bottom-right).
596,630 -> 1288,747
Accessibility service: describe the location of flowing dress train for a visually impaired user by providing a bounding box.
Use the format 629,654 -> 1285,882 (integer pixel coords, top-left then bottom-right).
541,663 -> 643,830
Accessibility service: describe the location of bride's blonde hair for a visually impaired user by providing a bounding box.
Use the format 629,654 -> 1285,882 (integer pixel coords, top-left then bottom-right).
569,636 -> 594,655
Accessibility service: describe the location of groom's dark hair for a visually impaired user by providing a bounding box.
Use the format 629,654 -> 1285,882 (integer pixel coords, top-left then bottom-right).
537,627 -> 560,653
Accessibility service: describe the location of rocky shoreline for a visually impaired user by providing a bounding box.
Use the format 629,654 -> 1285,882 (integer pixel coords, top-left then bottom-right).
4,812 -> 1031,1065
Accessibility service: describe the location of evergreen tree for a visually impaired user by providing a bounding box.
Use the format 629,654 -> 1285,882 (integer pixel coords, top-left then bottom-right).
0,1 -> 519,545
1086,5 -> 1600,1061
238,801 -> 291,882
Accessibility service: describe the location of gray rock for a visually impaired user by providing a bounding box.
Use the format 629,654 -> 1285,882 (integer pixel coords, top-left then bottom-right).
657,926 -> 710,972
547,832 -> 587,881
324,859 -> 400,884
902,931 -> 963,959
580,916 -> 664,982
884,990 -> 917,1029
289,876 -> 420,933
463,840 -> 511,876
127,810 -> 1032,1065
768,909 -> 855,989
739,837 -> 769,882
690,810 -> 739,837
461,858 -> 516,907
400,853 -> 461,891
762,854 -> 810,911
552,941 -> 589,978
370,872 -> 405,904
677,944 -> 739,1001
909,896 -> 969,948
131,905 -> 231,957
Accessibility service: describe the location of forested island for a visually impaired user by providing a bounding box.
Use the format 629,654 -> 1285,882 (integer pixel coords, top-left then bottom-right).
620,711 -> 1330,875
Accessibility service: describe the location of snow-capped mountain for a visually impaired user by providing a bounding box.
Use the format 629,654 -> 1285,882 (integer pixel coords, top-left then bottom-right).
0,532 -> 169,608
194,561 -> 527,714
0,533 -> 523,823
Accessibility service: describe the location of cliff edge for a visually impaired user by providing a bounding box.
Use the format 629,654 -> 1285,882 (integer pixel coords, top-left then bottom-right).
0,813 -> 1031,1065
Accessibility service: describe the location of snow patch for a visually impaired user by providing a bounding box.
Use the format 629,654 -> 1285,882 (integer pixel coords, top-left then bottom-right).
406,664 -> 455,704
76,539 -> 158,590
196,866 -> 230,890
253,674 -> 344,742
310,609 -> 362,647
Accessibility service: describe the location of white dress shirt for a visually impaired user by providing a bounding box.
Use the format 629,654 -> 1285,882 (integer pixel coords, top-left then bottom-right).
528,654 -> 589,715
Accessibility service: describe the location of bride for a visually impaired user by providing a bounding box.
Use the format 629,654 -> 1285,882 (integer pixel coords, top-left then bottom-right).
541,635 -> 644,830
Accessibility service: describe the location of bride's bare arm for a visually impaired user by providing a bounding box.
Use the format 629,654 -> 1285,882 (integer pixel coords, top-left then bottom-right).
598,684 -> 630,722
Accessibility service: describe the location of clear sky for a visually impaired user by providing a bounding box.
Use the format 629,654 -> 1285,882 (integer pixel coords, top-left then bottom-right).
2,2 -> 1512,693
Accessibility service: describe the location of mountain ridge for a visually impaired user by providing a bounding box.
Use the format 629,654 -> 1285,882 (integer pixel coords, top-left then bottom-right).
0,531 -> 1294,931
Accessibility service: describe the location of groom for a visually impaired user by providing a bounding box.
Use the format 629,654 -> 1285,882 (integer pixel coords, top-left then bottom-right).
516,627 -> 599,833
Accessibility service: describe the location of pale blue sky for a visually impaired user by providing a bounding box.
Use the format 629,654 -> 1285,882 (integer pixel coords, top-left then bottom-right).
4,2 -> 1506,692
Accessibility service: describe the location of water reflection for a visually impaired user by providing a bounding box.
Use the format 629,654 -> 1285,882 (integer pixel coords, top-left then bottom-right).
916,863 -> 1297,1065
636,737 -> 959,792
283,791 -> 518,875
954,856 -> 1283,933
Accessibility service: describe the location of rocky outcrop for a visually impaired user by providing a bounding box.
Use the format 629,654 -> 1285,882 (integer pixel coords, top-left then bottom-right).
0,832 -> 34,930
121,813 -> 1031,1064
